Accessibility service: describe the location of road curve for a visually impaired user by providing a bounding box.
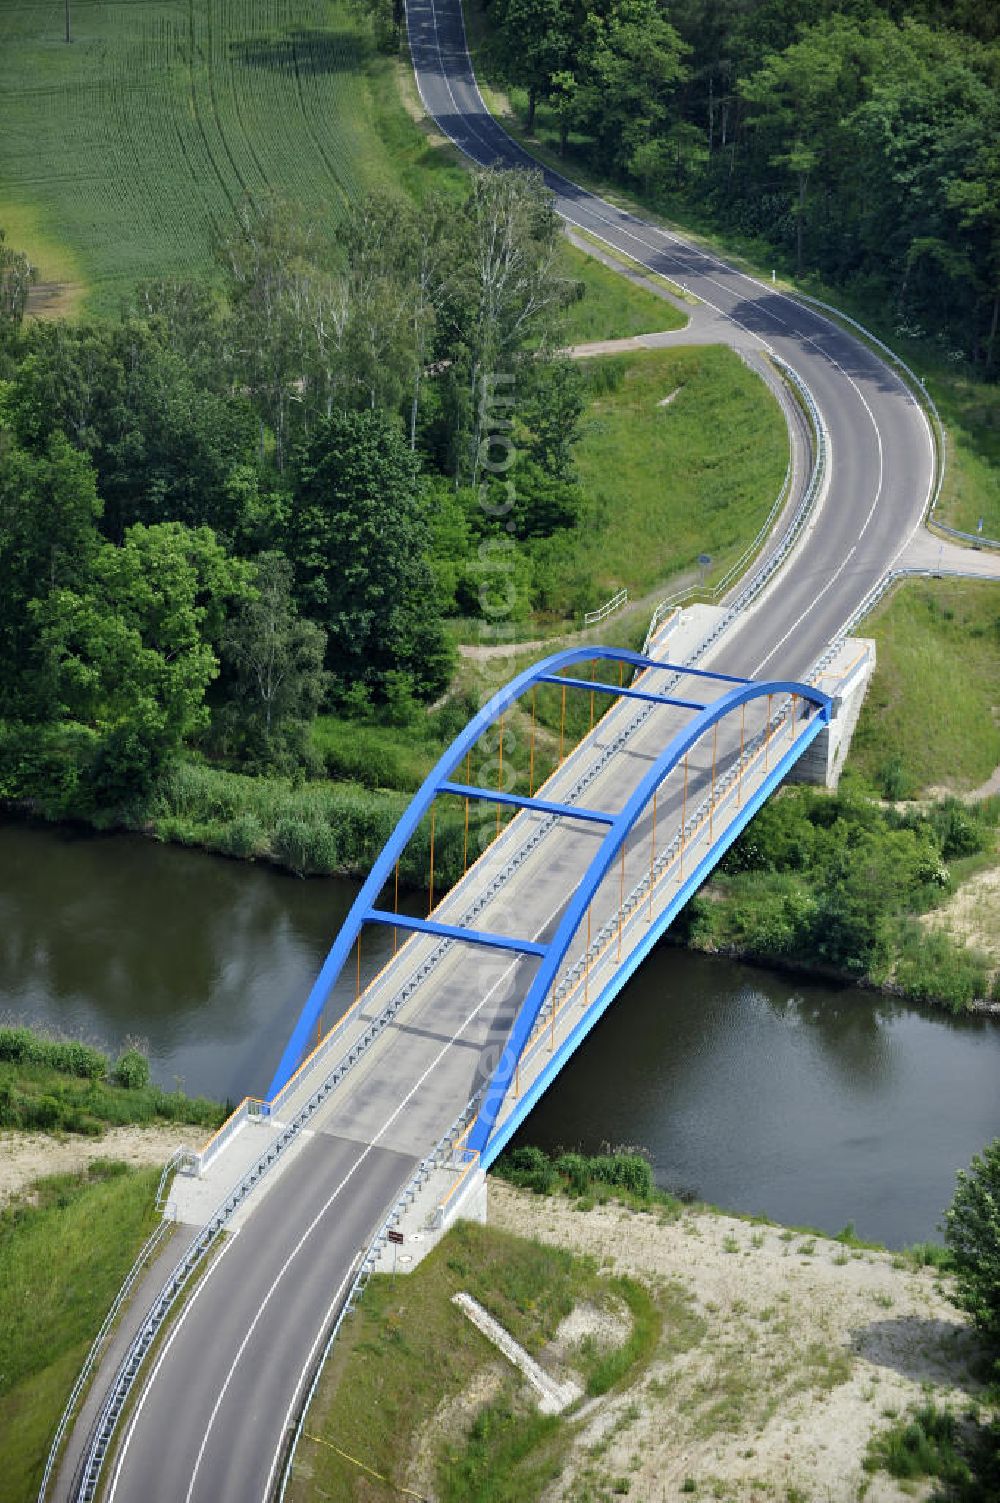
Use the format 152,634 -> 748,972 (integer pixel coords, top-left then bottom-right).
408,0 -> 936,683
71,12 -> 938,1503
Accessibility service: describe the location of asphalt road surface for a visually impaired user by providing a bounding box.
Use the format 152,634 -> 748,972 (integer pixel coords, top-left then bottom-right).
80,7 -> 937,1499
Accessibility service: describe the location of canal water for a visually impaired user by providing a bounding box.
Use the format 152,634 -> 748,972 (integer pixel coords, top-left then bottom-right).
3,819 -> 998,1247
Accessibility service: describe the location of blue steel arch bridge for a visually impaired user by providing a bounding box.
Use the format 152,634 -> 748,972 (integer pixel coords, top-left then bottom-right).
62,615 -> 843,1503
253,629 -> 829,1175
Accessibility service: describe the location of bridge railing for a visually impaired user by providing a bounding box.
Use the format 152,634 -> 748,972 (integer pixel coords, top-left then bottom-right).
265,644 -> 766,1102
464,675 -> 830,1158
583,587 -> 628,626
195,1096 -> 270,1174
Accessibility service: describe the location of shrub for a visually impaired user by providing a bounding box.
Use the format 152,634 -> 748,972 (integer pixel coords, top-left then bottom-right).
217,812 -> 269,860
945,1137 -> 1000,1347
589,1153 -> 653,1200
864,1403 -> 970,1485
271,815 -> 334,876
114,1049 -> 150,1090
879,755 -> 916,801
0,1027 -> 108,1080
496,1146 -> 655,1202
554,1152 -> 592,1196
926,799 -> 990,860
495,1146 -> 560,1195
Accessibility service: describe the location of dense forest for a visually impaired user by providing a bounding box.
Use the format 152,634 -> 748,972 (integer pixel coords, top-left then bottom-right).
476,0 -> 1000,366
0,173 -> 590,814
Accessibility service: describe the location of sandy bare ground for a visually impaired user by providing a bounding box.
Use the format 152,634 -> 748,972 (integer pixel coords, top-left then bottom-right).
485,1183 -> 985,1503
924,863 -> 1000,969
0,1125 -> 206,1205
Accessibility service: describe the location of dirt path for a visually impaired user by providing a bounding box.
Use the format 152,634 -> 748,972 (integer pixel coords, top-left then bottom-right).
489,1184 -> 983,1503
0,1124 -> 206,1205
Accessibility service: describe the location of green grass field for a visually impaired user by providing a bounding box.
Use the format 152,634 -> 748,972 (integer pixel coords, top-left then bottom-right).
850,579 -> 1000,795
0,1162 -> 162,1503
931,374 -> 1000,540
557,240 -> 686,344
541,345 -> 787,609
0,0 -> 465,310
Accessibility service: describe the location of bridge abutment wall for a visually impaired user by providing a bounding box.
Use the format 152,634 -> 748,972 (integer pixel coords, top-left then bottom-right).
790,638 -> 876,790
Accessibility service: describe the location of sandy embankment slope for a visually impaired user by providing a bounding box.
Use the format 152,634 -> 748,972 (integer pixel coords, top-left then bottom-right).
0,1125 -> 206,1206
488,1183 -> 983,1503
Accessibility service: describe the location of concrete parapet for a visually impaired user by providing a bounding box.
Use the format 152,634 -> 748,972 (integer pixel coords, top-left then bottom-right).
372,1161 -> 488,1274
790,637 -> 876,789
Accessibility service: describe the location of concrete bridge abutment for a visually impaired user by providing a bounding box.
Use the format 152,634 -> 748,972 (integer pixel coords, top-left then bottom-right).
790,638 -> 877,790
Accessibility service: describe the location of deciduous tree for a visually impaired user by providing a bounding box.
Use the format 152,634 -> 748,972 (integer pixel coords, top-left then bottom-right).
288,410 -> 452,701
217,552 -> 329,769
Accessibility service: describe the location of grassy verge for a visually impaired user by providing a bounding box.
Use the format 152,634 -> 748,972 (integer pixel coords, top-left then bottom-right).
850,579 -> 1000,797
557,238 -> 686,343
532,345 -> 787,616
0,1027 -> 224,1135
930,376 -> 1000,541
0,1161 -> 161,1502
287,1217 -> 697,1503
0,0 -> 466,311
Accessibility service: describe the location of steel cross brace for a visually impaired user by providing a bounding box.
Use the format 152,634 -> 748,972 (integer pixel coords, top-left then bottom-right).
537,673 -> 708,712
438,781 -> 616,826
364,909 -> 548,958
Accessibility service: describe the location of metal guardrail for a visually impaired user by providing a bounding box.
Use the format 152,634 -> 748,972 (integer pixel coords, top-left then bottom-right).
155,1147 -> 197,1207
38,1219 -> 172,1503
808,563 -> 987,690
583,587 -> 628,626
929,517 -> 1000,549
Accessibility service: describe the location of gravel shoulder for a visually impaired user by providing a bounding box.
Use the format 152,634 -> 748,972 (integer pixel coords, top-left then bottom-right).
488,1182 -> 984,1503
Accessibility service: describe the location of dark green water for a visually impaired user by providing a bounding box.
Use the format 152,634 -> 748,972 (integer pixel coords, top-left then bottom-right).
3,819 -> 998,1245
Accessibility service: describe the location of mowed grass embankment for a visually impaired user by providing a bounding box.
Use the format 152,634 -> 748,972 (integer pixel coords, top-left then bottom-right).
0,0 -> 465,311
931,372 -> 1000,540
851,578 -> 1000,796
537,345 -> 787,609
556,239 -> 687,344
0,1162 -> 162,1503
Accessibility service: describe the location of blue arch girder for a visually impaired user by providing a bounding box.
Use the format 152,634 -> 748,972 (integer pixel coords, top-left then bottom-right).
266,647 -> 832,1129
464,673 -> 832,1157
